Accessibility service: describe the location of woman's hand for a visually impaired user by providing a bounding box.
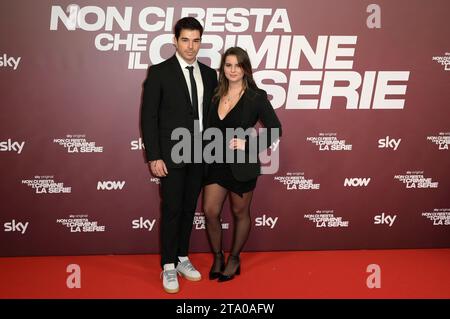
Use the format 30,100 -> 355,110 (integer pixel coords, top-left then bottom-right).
228,138 -> 246,151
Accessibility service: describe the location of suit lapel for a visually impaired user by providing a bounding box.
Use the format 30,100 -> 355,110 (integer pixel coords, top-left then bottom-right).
169,55 -> 192,108
199,62 -> 212,128
198,63 -> 208,108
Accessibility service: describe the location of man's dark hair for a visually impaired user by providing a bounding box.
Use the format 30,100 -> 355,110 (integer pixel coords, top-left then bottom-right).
174,17 -> 204,40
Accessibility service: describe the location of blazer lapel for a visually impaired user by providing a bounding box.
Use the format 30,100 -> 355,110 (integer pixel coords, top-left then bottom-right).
207,98 -> 219,128
240,89 -> 252,128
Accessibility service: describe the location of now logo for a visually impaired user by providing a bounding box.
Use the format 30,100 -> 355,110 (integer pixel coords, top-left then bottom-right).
97,181 -> 125,190
344,178 -> 371,187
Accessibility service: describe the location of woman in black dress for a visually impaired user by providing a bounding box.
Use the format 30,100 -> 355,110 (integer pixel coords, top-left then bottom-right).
203,47 -> 282,282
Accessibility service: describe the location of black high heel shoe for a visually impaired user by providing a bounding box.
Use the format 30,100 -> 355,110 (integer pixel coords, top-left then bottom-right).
218,255 -> 240,282
209,251 -> 225,280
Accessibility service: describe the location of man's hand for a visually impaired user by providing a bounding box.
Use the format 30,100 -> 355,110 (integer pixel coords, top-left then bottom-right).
149,159 -> 168,177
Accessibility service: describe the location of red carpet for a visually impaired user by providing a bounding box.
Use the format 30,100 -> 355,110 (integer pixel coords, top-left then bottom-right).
1,249 -> 449,299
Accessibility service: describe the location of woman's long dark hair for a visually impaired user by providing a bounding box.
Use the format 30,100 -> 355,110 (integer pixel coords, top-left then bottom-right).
213,47 -> 258,102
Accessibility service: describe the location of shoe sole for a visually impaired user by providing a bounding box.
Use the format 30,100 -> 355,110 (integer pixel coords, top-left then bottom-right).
164,286 -> 180,294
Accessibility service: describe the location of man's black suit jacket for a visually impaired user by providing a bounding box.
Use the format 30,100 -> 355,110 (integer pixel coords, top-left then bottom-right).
141,55 -> 218,167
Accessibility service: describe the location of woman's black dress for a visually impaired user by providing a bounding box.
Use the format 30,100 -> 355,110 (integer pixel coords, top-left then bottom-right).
204,97 -> 257,196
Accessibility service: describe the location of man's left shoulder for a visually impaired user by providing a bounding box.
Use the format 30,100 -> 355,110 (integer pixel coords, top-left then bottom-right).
198,61 -> 216,74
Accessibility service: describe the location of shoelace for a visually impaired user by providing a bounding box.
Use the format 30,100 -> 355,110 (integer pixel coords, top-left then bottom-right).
162,269 -> 178,282
178,260 -> 196,272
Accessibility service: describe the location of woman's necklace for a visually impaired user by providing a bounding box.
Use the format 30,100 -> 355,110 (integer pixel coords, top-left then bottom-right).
224,90 -> 243,106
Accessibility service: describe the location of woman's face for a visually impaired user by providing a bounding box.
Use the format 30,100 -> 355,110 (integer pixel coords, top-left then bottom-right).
224,55 -> 244,84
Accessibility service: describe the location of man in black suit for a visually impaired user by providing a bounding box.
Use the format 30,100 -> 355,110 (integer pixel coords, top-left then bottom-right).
141,17 -> 218,294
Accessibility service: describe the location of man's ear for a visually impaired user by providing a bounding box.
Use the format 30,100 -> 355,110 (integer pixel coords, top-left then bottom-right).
173,36 -> 177,47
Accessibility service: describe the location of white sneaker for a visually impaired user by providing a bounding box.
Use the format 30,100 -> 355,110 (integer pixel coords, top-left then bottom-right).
161,269 -> 179,293
176,260 -> 202,281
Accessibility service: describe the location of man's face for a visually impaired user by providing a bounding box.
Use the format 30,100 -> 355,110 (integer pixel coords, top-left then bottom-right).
174,29 -> 201,64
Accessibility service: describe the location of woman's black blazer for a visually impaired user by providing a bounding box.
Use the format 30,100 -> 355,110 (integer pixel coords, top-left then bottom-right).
205,87 -> 282,182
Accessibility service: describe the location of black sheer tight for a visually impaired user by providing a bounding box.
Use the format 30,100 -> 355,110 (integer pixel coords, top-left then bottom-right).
203,183 -> 253,276
203,184 -> 227,273
224,190 -> 253,275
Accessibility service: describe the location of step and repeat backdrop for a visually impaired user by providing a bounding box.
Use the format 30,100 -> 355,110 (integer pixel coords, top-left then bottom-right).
1,0 -> 449,256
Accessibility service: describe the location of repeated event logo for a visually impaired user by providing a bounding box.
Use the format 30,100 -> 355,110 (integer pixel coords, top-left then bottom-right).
432,52 -> 450,71
0,139 -> 25,154
53,134 -> 103,153
255,214 -> 278,229
132,217 -> 156,231
306,133 -> 352,151
193,212 -> 229,230
0,53 -> 21,70
56,214 -> 106,232
131,138 -> 145,150
378,136 -> 401,150
274,172 -> 320,190
3,219 -> 29,234
150,178 -> 160,185
427,132 -> 450,150
394,171 -> 439,189
22,175 -> 71,194
374,213 -> 397,227
344,177 -> 371,187
304,210 -> 349,228
97,181 -> 126,190
421,208 -> 450,226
